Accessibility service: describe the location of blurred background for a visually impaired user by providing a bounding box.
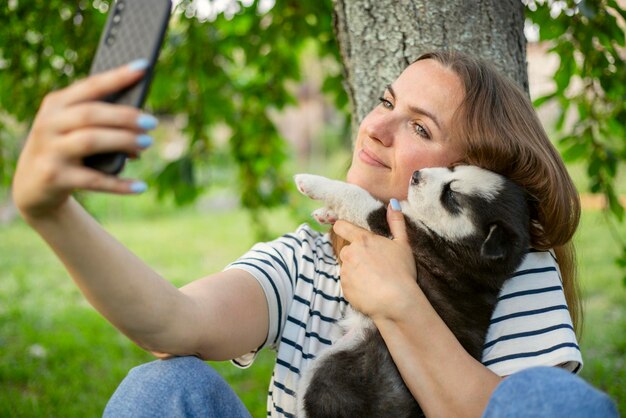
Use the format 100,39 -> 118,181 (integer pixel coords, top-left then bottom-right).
1,0 -> 625,416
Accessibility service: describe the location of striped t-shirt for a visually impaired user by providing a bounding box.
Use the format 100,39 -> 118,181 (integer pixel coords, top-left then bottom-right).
226,224 -> 582,417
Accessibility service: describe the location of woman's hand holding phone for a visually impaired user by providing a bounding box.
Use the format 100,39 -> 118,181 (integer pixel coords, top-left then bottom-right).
12,62 -> 157,220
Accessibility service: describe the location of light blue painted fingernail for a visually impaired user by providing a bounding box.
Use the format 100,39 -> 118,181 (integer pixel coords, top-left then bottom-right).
390,198 -> 401,211
136,114 -> 158,130
130,181 -> 148,194
136,134 -> 153,149
129,58 -> 149,71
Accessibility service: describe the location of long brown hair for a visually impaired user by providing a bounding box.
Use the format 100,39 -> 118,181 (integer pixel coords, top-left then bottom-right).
333,50 -> 583,336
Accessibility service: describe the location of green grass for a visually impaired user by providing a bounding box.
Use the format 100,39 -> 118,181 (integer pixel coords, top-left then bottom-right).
576,211 -> 626,408
0,196 -> 295,418
1,192 -> 624,416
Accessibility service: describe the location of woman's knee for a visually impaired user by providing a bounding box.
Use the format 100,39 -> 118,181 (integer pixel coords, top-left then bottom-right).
482,366 -> 618,418
125,356 -> 223,391
104,356 -> 251,418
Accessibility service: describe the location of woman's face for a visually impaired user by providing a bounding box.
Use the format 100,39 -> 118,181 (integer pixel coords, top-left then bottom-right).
346,59 -> 465,201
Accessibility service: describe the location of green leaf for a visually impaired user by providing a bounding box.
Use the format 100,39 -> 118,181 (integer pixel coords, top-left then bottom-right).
605,148 -> 619,177
561,140 -> 588,162
608,0 -> 626,23
578,0 -> 598,19
555,56 -> 574,92
576,101 -> 589,121
555,97 -> 571,131
154,156 -> 201,206
619,246 -> 626,286
605,13 -> 626,47
533,92 -> 557,108
606,187 -> 625,221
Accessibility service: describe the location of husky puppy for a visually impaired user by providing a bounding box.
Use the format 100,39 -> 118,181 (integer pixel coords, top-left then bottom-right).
294,165 -> 531,418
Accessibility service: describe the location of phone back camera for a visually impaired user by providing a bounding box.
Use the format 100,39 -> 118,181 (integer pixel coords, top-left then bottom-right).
105,2 -> 125,46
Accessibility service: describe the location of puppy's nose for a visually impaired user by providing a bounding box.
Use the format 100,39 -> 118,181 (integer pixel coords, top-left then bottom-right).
411,170 -> 421,185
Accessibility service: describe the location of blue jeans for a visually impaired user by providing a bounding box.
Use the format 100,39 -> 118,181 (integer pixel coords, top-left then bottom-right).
103,356 -> 251,418
482,366 -> 618,418
104,356 -> 618,417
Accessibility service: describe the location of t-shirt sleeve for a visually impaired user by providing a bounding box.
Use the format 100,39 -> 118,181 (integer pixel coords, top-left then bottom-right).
482,250 -> 583,376
223,224 -> 313,368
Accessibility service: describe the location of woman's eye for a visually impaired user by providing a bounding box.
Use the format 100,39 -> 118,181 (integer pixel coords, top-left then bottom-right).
412,122 -> 430,139
378,97 -> 393,109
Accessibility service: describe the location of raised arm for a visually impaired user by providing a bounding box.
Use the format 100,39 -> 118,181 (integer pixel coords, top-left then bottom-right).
12,64 -> 268,361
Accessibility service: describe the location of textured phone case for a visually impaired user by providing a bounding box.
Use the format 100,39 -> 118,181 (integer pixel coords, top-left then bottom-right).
89,0 -> 171,107
85,0 -> 171,174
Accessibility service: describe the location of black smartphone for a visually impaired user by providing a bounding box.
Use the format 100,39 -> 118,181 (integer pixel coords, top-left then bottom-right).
83,0 -> 172,175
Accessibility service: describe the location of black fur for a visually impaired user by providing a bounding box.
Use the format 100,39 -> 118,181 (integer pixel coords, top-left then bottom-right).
304,327 -> 422,418
301,169 -> 531,418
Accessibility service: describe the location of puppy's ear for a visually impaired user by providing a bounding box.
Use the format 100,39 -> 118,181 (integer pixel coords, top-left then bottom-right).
481,224 -> 508,260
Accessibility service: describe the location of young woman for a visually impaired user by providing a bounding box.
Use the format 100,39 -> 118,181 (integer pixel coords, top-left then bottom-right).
12,50 -> 617,417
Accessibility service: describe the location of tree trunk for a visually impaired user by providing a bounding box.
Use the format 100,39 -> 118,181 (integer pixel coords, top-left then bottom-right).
332,0 -> 528,124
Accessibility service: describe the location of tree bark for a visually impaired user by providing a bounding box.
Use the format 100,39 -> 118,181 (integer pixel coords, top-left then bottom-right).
332,0 -> 528,124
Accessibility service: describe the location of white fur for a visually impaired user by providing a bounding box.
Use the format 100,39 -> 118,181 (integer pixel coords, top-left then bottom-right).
430,166 -> 503,201
404,166 -> 504,241
295,174 -> 383,229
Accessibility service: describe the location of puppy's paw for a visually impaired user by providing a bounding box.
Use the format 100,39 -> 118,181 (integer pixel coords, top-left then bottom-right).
294,174 -> 333,200
312,207 -> 338,224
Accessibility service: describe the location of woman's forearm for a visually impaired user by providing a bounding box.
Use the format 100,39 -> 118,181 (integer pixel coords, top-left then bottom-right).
23,197 -> 194,351
374,287 -> 501,418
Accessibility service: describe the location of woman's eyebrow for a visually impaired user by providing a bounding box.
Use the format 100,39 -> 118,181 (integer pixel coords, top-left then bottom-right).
386,84 -> 442,131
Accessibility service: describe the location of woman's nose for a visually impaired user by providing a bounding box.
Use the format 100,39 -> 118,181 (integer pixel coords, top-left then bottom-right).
363,110 -> 394,146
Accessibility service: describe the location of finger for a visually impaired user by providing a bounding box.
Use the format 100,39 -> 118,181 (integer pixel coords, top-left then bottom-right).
59,166 -> 148,195
55,102 -> 153,134
53,59 -> 149,106
333,220 -> 369,243
387,199 -> 409,242
59,128 -> 153,159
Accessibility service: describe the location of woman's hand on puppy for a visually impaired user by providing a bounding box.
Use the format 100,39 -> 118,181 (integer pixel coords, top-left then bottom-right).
12,61 -> 156,220
333,200 -> 421,323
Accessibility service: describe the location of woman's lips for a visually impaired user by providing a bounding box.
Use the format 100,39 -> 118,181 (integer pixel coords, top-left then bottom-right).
358,148 -> 389,168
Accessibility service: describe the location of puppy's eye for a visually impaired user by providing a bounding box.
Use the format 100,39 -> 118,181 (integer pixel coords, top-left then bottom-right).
442,182 -> 456,202
440,182 -> 460,214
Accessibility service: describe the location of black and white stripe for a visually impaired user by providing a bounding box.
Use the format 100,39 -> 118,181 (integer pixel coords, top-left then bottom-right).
482,250 -> 582,375
227,225 -> 582,417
